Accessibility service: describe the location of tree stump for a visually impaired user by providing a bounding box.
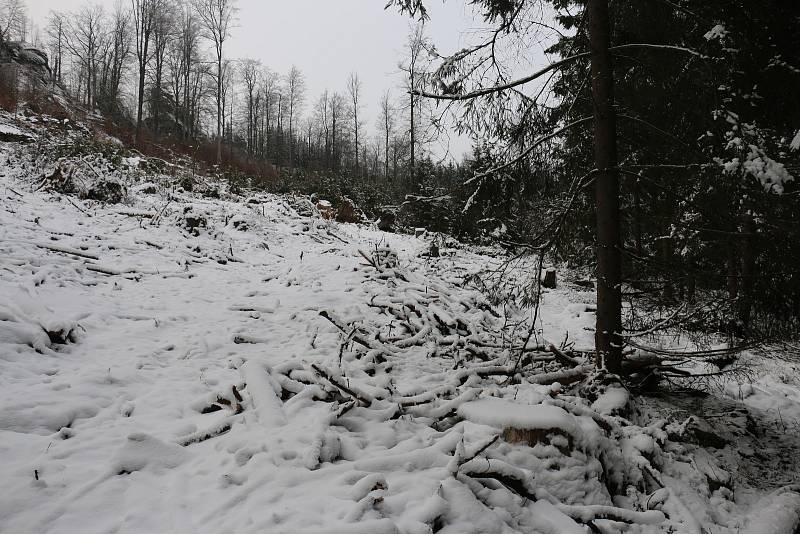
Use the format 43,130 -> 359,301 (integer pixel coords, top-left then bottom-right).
542,268 -> 557,289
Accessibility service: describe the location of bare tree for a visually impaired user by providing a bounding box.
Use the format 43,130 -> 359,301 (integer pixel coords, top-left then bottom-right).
347,72 -> 363,175
220,57 -> 233,144
65,4 -> 106,108
284,65 -> 305,169
314,89 -> 331,167
192,0 -> 237,163
131,0 -> 158,143
167,2 -> 201,138
97,2 -> 132,112
0,0 -> 25,44
150,2 -> 175,136
240,58 -> 260,155
378,90 -> 395,180
187,60 -> 210,139
399,23 -> 428,178
371,135 -> 381,179
260,67 -> 279,157
45,10 -> 67,83
329,92 -> 345,171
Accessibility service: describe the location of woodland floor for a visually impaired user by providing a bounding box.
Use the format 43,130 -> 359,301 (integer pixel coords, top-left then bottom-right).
1,110 -> 799,534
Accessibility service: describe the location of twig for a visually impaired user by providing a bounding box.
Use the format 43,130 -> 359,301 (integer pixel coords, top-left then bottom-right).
66,196 -> 92,217
326,230 -> 348,244
459,435 -> 500,466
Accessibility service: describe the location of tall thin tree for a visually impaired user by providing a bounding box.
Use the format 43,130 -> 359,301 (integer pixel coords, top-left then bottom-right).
378,90 -> 394,180
347,72 -> 362,175
284,65 -> 305,170
131,0 -> 157,144
587,0 -> 622,373
192,0 -> 236,163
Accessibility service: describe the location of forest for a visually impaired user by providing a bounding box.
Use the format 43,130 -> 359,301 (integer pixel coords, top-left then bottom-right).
1,0 -> 799,532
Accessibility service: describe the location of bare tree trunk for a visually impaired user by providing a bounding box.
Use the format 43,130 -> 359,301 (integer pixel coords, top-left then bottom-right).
588,0 -> 623,374
216,55 -> 222,163
410,70 -> 415,180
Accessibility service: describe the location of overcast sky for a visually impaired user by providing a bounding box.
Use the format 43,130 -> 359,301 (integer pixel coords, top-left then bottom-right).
26,0 -> 487,159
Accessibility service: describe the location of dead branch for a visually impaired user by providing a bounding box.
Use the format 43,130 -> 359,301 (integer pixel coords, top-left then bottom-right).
310,363 -> 373,407
548,344 -> 581,368
66,196 -> 92,217
527,365 -> 591,386
37,243 -> 99,260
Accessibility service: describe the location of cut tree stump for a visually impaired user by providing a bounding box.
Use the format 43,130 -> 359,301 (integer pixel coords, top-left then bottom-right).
542,268 -> 557,289
502,427 -> 574,456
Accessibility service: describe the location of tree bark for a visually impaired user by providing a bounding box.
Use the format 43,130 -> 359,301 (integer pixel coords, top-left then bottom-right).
588,0 -> 623,373
217,54 -> 222,164
738,214 -> 756,333
410,70 -> 415,180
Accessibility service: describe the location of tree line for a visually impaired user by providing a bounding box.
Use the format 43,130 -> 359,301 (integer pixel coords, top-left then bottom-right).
0,0 -> 453,193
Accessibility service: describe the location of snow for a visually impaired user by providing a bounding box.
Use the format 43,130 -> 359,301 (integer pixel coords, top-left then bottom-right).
459,397 -> 574,431
704,24 -> 728,41
241,361 -> 288,427
123,156 -> 143,168
0,121 -> 37,141
111,432 -> 190,474
740,489 -> 800,534
591,387 -> 629,415
1,113 -> 799,533
791,129 -> 800,151
0,123 -> 28,136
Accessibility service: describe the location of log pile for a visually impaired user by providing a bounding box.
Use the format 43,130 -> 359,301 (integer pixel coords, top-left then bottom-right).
215,248 -> 708,532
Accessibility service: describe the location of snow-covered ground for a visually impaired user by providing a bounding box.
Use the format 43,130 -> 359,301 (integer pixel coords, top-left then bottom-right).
1,111 -> 799,533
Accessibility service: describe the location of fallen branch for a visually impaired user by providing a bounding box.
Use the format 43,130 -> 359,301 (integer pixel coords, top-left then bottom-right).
66,197 -> 92,217
326,230 -> 348,244
459,457 -> 537,500
558,504 -> 666,526
527,365 -> 591,386
311,363 -> 373,407
37,243 -> 99,260
548,344 -> 581,368
178,418 -> 235,446
319,310 -> 383,352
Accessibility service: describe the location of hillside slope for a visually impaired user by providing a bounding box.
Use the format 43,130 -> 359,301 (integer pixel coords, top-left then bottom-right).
1,110 -> 799,534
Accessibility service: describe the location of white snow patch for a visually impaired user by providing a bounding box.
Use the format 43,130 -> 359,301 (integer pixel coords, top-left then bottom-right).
591,388 -> 629,415
790,130 -> 800,151
704,24 -> 728,41
458,397 -> 576,431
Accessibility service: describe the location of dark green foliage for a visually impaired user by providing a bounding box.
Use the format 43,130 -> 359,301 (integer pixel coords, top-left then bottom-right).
545,0 -> 800,338
392,0 -> 800,340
